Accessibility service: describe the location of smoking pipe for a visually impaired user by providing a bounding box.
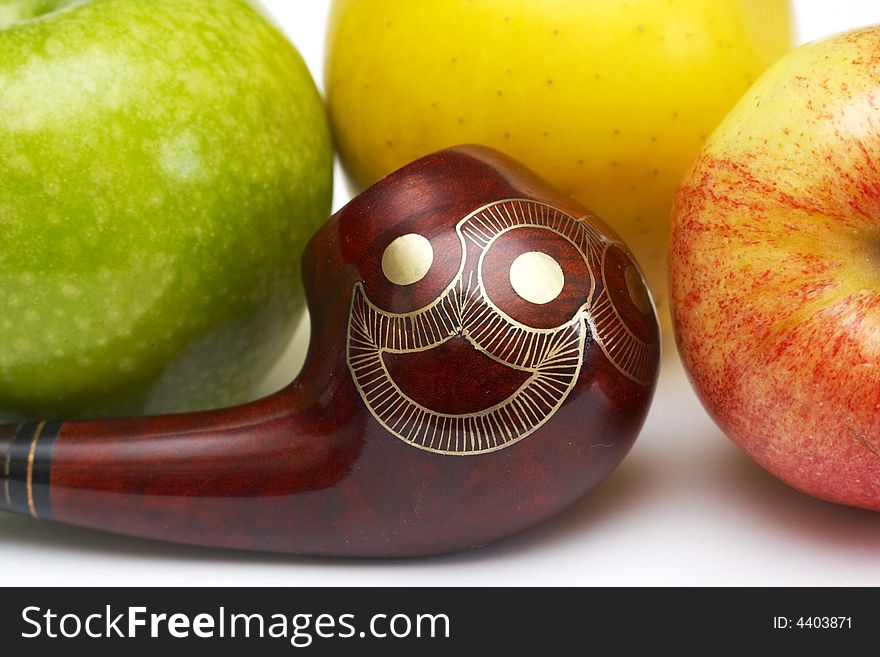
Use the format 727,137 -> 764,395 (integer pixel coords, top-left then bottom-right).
0,146 -> 659,557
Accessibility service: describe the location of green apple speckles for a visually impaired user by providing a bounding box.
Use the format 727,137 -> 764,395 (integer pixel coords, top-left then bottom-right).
0,0 -> 333,418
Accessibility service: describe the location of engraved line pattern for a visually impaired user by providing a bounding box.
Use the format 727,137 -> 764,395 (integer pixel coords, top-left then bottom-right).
587,245 -> 656,385
461,273 -> 582,370
459,199 -> 605,272
349,283 -> 585,455
347,198 -> 654,455
460,199 -> 654,384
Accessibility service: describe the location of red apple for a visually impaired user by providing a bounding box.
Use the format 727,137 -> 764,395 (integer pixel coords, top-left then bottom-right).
670,26 -> 880,511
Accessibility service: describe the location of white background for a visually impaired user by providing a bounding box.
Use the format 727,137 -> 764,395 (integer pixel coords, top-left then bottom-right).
3,1 -> 880,586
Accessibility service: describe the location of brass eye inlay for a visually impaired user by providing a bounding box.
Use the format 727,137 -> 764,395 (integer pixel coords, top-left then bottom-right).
381,233 -> 434,286
509,251 -> 565,305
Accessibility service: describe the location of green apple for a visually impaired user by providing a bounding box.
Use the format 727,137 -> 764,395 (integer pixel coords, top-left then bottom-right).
0,0 -> 332,418
325,0 -> 793,326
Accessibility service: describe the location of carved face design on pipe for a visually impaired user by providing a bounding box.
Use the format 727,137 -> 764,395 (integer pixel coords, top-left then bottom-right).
347,199 -> 656,455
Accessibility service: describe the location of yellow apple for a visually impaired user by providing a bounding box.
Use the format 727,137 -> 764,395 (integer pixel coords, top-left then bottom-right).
325,0 -> 793,324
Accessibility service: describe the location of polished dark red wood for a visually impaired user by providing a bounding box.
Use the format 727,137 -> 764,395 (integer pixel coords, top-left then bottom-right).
0,146 -> 660,557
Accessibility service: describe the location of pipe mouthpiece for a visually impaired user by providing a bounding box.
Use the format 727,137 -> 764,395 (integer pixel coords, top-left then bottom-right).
0,421 -> 60,520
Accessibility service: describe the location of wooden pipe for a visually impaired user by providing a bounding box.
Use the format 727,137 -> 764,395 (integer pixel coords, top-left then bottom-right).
0,146 -> 660,557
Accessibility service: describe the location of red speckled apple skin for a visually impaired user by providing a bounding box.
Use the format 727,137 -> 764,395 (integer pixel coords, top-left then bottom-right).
670,27 -> 880,511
